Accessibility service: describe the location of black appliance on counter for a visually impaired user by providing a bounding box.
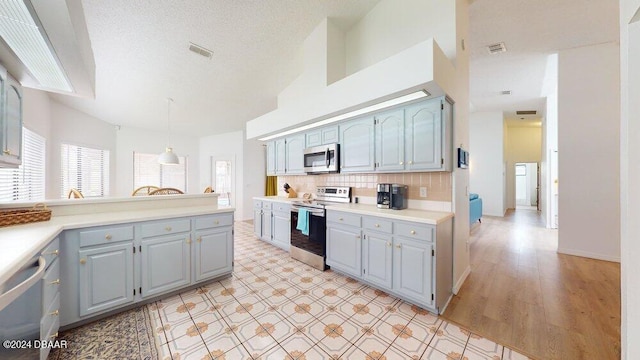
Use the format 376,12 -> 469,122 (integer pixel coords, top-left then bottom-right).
290,186 -> 351,270
377,183 -> 408,210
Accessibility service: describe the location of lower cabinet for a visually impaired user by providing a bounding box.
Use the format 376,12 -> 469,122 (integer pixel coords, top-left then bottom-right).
254,199 -> 291,251
326,210 -> 452,314
78,242 -> 134,316
141,234 -> 190,298
59,211 -> 234,327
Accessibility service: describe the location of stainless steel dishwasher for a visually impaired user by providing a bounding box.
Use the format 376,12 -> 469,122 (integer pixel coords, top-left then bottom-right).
0,256 -> 46,360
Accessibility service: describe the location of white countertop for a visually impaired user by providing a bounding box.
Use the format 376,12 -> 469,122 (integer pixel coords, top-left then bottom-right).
325,203 -> 454,225
253,196 -> 299,204
0,205 -> 234,286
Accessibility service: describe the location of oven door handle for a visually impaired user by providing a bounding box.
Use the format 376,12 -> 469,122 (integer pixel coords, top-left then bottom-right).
0,256 -> 46,312
325,148 -> 330,168
291,208 -> 325,217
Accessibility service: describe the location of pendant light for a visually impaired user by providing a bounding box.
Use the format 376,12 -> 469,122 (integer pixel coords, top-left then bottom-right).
158,98 -> 180,165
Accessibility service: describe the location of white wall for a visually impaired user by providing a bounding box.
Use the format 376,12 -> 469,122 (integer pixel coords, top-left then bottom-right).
115,126 -> 200,197
620,1 -> 640,357
505,126 -> 542,209
469,111 -> 505,217
541,54 -> 559,228
49,101 -> 117,199
345,0 -> 456,74
242,137 -> 266,221
557,42 -> 620,262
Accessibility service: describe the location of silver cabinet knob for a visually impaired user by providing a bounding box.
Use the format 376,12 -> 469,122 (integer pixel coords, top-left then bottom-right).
375,224 -> 380,228
400,161 -> 404,165
410,230 -> 416,235
395,244 -> 402,249
105,234 -> 112,240
165,226 -> 172,231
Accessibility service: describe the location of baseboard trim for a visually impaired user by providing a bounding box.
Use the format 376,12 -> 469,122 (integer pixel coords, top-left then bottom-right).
557,247 -> 620,263
452,265 -> 471,294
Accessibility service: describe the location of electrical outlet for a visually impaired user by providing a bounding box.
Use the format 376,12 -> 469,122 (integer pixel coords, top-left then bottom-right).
419,187 -> 427,197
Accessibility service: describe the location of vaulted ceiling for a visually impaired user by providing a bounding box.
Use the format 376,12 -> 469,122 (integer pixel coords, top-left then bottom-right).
36,0 -> 621,135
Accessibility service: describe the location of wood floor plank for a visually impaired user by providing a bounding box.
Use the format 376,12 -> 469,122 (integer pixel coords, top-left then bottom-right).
442,209 -> 621,360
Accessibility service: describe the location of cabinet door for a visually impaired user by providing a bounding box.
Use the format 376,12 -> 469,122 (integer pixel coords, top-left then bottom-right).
275,139 -> 286,174
254,209 -> 263,238
261,209 -> 272,242
141,234 -> 191,298
272,211 -> 290,251
393,236 -> 433,306
194,228 -> 233,282
78,242 -> 134,316
405,99 -> 442,171
285,134 -> 305,174
306,130 -> 322,148
321,126 -> 339,144
266,142 -> 276,175
375,109 -> 405,172
339,117 -> 375,173
1,77 -> 22,166
362,232 -> 392,289
326,225 -> 361,278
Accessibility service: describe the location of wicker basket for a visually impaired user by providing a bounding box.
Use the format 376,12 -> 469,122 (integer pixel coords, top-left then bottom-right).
0,203 -> 52,227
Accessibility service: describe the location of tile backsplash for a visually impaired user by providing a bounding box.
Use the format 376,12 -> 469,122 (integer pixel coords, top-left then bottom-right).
277,172 -> 452,202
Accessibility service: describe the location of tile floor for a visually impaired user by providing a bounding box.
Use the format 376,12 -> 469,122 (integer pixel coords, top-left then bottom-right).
148,222 -> 532,360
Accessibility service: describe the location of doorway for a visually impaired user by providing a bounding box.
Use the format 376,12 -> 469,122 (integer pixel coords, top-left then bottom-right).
515,162 -> 539,210
211,156 -> 234,207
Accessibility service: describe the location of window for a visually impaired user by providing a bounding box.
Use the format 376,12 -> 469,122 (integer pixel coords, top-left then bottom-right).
61,144 -> 110,198
0,128 -> 45,201
133,152 -> 187,191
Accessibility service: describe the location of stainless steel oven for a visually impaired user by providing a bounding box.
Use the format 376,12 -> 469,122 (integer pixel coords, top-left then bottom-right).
303,143 -> 339,174
290,186 -> 351,270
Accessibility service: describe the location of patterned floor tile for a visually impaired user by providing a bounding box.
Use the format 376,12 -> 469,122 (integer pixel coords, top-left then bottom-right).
384,343 -> 425,360
421,346 -> 459,360
201,331 -> 244,354
465,332 -> 504,359
502,347 -> 532,359
278,333 -> 316,357
260,344 -> 290,360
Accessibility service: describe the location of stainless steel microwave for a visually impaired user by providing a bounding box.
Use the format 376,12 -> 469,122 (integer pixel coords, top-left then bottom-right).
303,143 -> 339,174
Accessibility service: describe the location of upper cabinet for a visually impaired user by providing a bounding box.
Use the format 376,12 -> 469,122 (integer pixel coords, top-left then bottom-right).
264,96 -> 452,176
339,117 -> 375,173
0,66 -> 22,168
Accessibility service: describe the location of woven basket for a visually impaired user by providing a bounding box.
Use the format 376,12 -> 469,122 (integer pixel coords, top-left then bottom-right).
0,203 -> 52,227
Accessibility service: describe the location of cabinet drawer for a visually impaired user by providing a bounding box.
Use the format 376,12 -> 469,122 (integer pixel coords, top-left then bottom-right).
79,225 -> 134,247
262,201 -> 272,210
195,213 -> 233,230
363,217 -> 393,234
394,222 -> 433,242
272,203 -> 291,213
141,219 -> 191,238
254,200 -> 262,209
42,237 -> 60,270
327,211 -> 361,227
42,259 -> 60,313
40,292 -> 60,345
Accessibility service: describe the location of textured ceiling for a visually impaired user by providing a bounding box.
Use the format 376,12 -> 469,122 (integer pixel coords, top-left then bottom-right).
469,0 -> 619,120
50,0 -> 381,137
49,0 -> 620,136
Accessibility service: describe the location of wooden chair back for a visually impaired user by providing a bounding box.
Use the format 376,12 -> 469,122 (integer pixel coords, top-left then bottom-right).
67,188 -> 84,199
204,186 -> 213,193
132,185 -> 160,196
148,187 -> 184,195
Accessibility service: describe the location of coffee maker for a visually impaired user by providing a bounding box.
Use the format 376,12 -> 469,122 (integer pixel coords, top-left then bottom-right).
377,183 -> 408,210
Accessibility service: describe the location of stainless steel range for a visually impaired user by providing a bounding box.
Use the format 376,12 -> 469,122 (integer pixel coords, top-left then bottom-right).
290,186 -> 351,270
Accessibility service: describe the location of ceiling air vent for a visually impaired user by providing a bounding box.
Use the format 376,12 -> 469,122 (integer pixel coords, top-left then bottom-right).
516,110 -> 537,115
501,90 -> 512,95
188,43 -> 213,59
487,42 -> 507,54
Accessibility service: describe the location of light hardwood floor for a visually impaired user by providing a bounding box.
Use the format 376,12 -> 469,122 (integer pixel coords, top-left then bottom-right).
442,209 -> 620,360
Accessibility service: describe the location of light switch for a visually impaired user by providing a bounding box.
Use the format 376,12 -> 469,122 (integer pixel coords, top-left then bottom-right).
419,187 -> 427,197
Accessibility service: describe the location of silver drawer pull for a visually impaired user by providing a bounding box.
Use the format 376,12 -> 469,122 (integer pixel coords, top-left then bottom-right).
386,242 -> 392,247
214,220 -> 219,225
44,249 -> 59,256
50,310 -> 59,316
50,332 -> 58,339
105,234 -> 112,240
395,244 -> 402,249
165,226 -> 172,231
339,218 -> 343,221
375,224 -> 380,228
50,279 -> 60,285
400,161 -> 404,165
355,235 -> 360,239
410,230 -> 416,235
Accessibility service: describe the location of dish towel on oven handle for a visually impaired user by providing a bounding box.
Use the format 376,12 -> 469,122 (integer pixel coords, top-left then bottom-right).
296,208 -> 309,236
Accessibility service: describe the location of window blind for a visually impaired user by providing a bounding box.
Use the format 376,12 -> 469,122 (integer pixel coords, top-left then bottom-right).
133,152 -> 187,191
0,128 -> 46,201
60,144 -> 110,198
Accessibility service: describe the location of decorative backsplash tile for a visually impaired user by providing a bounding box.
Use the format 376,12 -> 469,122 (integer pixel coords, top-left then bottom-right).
277,172 -> 452,202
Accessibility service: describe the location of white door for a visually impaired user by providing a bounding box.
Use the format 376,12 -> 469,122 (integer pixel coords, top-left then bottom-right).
211,156 -> 234,207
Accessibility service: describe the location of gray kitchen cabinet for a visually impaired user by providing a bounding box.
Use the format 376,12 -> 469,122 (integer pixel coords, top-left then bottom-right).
285,134 -> 305,174
339,117 -> 375,173
78,242 -> 134,316
254,200 -> 273,243
0,68 -> 22,167
362,231 -> 393,288
326,214 -> 362,278
40,238 -> 61,360
271,203 -> 291,251
405,98 -> 444,171
326,209 -> 452,314
275,139 -> 286,175
194,228 -> 233,282
141,233 -> 191,298
266,142 -> 276,176
392,235 -> 433,307
306,126 -> 339,147
253,200 -> 263,238
375,108 -> 405,172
